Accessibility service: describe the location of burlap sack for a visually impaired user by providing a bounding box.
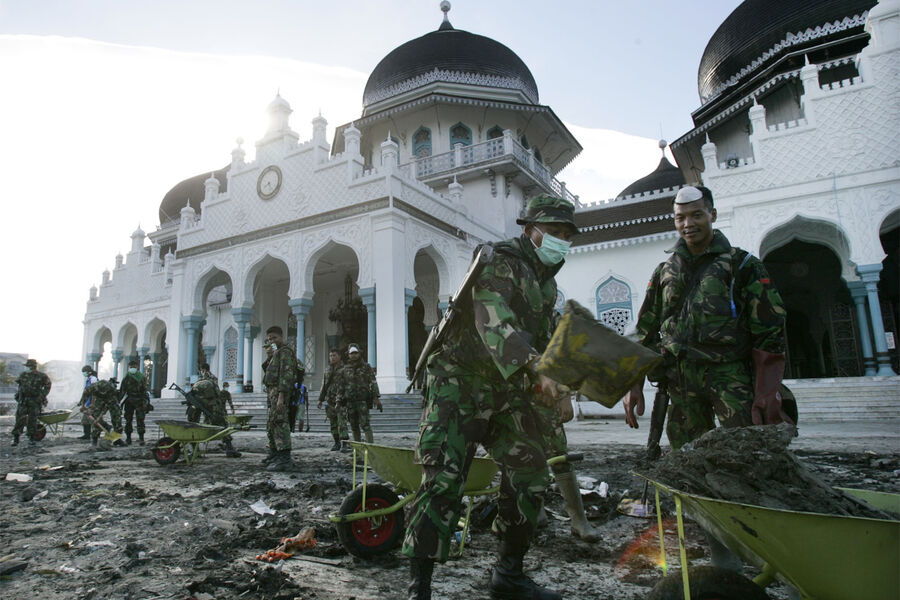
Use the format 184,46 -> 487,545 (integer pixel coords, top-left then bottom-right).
535,299 -> 662,408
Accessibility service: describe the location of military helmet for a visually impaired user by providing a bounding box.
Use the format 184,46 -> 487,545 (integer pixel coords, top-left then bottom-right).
82,365 -> 92,373
25,358 -> 38,368
516,195 -> 577,234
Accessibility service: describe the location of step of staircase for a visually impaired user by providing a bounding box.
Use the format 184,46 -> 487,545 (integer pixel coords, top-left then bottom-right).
150,392 -> 425,433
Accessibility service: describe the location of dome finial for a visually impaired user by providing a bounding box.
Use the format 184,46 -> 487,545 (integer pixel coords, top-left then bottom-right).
658,139 -> 667,156
439,1 -> 453,30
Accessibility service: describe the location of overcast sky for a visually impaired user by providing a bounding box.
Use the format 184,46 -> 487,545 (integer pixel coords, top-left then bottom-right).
0,0 -> 742,362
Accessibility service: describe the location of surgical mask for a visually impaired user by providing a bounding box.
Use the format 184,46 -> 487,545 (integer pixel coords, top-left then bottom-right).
532,228 -> 571,266
24,366 -> 33,372
270,343 -> 278,351
128,368 -> 137,373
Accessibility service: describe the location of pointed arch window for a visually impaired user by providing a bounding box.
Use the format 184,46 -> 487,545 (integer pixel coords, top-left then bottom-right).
487,126 -> 503,139
449,122 -> 472,147
413,126 -> 432,158
595,277 -> 633,335
520,135 -> 530,149
223,327 -> 238,379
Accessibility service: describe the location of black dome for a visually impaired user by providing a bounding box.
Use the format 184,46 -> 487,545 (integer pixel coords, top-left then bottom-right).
363,20 -> 538,108
158,166 -> 229,225
617,156 -> 684,199
698,0 -> 876,102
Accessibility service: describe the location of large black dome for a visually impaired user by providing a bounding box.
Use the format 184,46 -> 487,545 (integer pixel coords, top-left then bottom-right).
158,166 -> 229,225
698,0 -> 876,102
617,155 -> 684,199
363,18 -> 538,108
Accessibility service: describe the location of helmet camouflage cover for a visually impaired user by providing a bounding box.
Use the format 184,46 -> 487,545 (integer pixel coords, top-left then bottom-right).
516,195 -> 577,233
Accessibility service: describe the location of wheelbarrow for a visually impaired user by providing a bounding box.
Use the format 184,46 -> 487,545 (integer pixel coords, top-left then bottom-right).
640,474 -> 900,600
151,419 -> 238,466
329,442 -> 500,558
33,410 -> 72,440
225,414 -> 254,430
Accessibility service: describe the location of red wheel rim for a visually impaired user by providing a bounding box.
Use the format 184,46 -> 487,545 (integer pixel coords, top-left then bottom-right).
155,443 -> 176,462
34,426 -> 47,441
350,497 -> 397,547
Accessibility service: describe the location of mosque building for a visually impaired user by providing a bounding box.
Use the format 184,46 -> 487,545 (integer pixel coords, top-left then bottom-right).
83,0 -> 899,416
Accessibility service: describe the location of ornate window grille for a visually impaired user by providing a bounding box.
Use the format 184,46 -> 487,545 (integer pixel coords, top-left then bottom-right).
596,277 -> 633,335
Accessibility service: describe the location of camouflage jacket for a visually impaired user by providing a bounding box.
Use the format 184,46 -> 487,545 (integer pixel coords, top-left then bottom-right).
263,345 -> 298,394
337,359 -> 379,404
636,230 -> 786,366
219,389 -> 234,412
433,235 -> 562,385
87,379 -> 118,401
119,371 -> 148,399
16,370 -> 51,400
192,376 -> 219,402
320,363 -> 342,404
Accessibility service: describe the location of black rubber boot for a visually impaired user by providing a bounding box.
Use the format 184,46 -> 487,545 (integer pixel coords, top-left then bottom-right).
78,425 -> 91,440
266,449 -> 293,472
126,433 -> 133,446
408,557 -> 434,600
490,541 -> 562,600
138,433 -> 145,446
261,448 -> 276,465
11,433 -> 19,446
330,435 -> 341,451
224,439 -> 242,458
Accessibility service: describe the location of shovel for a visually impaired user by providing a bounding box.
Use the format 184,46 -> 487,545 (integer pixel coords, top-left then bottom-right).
83,410 -> 123,444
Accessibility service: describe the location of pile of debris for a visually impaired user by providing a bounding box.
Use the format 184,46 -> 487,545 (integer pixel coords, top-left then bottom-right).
640,424 -> 891,519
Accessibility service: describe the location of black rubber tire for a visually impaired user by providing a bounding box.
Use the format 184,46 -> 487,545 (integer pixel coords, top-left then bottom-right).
647,566 -> 771,600
335,483 -> 404,558
152,436 -> 180,466
33,425 -> 47,441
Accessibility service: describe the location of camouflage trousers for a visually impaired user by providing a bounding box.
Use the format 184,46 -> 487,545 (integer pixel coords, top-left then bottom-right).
324,400 -> 348,439
344,397 -> 372,442
11,396 -> 40,439
534,403 -> 571,475
266,389 -> 291,452
401,371 -> 551,562
666,359 -> 753,450
89,397 -> 122,438
122,397 -> 147,436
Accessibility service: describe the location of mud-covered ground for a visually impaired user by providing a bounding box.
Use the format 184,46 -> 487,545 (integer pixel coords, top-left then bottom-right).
1,423 -> 898,600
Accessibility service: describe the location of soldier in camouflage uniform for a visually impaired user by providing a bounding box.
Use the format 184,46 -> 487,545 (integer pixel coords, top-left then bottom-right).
403,196 -> 576,600
219,381 -> 235,416
84,377 -> 124,449
335,344 -> 381,444
78,365 -> 99,440
624,185 -> 788,572
189,364 -> 241,457
119,359 -> 150,445
11,358 -> 51,446
317,348 -> 348,451
262,326 -> 298,472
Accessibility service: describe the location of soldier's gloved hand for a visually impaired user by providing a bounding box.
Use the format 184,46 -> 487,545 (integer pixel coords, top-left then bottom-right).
623,380 -> 645,429
751,349 -> 793,426
532,373 -> 565,405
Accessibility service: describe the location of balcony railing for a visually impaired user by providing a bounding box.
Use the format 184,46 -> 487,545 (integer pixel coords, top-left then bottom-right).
402,134 -> 578,205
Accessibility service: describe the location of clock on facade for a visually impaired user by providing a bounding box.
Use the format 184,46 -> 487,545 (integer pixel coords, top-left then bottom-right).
257,165 -> 282,200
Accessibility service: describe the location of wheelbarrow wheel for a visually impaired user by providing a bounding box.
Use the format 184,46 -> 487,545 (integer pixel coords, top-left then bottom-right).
336,483 -> 404,558
647,566 -> 771,600
152,437 -> 180,466
33,424 -> 47,441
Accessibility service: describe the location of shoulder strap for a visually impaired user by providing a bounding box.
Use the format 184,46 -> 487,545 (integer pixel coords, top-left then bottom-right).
728,249 -> 753,318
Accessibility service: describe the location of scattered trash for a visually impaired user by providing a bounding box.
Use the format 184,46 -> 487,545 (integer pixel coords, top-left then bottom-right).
36,465 -> 64,471
5,473 -> 33,482
577,475 -> 598,489
254,527 -> 317,562
597,481 -> 609,498
617,497 -> 655,518
250,499 -> 276,516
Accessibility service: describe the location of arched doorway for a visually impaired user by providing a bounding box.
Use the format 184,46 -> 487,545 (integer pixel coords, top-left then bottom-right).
248,257 -> 291,390
764,240 -> 859,378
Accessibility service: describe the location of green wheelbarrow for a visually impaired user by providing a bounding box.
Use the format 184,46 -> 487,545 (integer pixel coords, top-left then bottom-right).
34,409 -> 73,440
151,419 -> 238,466
225,414 -> 254,430
640,474 -> 900,600
329,442 -> 500,558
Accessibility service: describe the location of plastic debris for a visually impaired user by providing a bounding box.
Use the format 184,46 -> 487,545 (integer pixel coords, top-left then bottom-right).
5,473 -> 33,482
255,527 -> 317,562
250,499 -> 276,516
597,481 -> 609,498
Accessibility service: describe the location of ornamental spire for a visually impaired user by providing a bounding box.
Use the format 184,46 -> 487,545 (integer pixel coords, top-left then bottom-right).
439,1 -> 453,30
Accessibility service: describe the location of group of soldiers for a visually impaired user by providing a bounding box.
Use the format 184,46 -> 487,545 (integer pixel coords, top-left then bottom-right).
317,343 -> 382,451
74,360 -> 153,449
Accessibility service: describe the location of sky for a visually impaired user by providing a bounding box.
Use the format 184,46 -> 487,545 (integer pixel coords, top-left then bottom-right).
0,0 -> 743,363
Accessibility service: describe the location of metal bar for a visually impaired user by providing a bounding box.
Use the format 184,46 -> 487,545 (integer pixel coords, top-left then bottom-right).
675,496 -> 691,599
655,487 -> 668,576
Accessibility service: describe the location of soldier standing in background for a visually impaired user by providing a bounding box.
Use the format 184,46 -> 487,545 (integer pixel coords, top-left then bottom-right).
119,359 -> 150,445
78,365 -> 99,441
219,381 -> 235,416
317,348 -> 348,451
336,344 -> 381,444
262,326 -> 298,472
11,358 -> 51,446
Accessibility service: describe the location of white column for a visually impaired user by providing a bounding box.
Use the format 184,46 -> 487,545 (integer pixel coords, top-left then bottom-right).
372,214 -> 408,392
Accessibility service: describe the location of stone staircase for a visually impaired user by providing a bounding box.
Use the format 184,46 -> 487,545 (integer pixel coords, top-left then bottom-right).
784,376 -> 900,422
148,391 -> 426,433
